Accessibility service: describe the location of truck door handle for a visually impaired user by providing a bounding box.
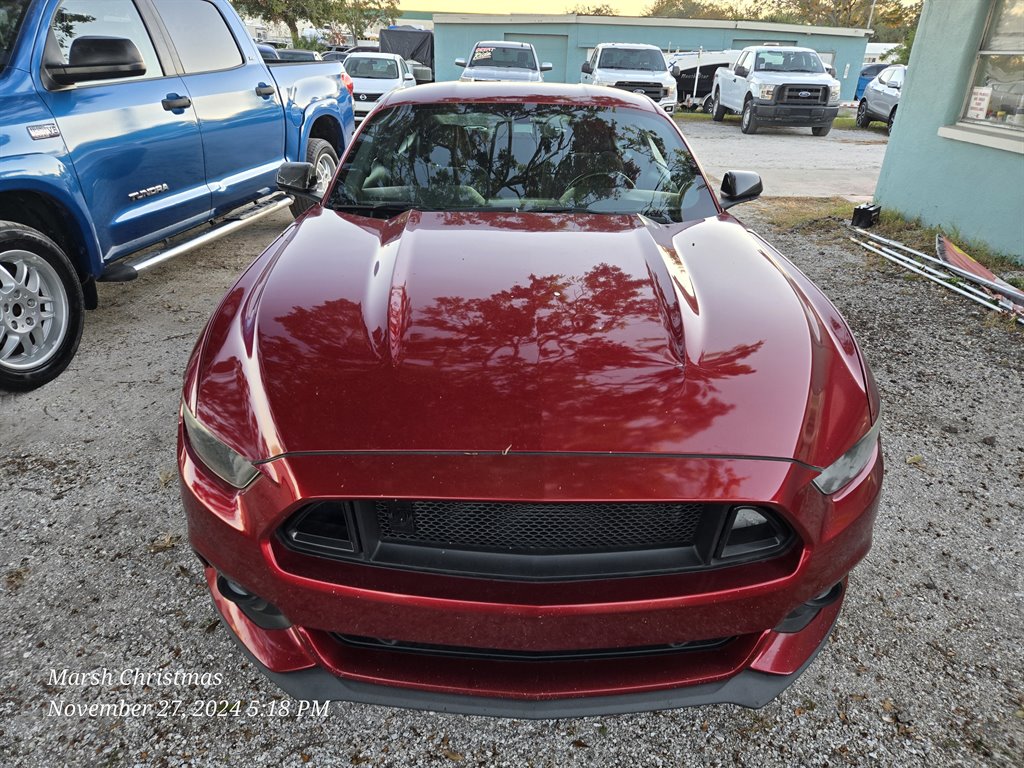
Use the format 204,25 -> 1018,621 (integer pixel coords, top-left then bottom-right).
161,94 -> 192,111
255,84 -> 276,97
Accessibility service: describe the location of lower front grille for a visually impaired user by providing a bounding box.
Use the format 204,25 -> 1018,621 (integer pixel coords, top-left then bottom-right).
613,81 -> 665,100
375,499 -> 704,553
334,633 -> 734,662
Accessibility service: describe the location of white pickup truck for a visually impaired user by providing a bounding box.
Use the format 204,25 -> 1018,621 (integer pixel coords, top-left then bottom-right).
711,46 -> 841,136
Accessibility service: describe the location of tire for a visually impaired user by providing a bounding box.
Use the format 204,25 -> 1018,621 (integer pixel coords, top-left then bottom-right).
856,99 -> 872,128
740,99 -> 758,134
711,91 -> 726,122
289,138 -> 339,218
812,123 -> 832,137
702,94 -> 715,114
887,107 -> 897,135
0,223 -> 84,391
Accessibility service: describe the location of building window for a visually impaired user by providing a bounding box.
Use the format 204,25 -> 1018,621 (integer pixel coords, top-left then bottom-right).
961,0 -> 1024,131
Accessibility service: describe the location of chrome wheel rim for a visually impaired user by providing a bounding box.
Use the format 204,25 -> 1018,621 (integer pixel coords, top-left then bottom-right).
742,105 -> 750,128
0,249 -> 69,371
314,153 -> 337,197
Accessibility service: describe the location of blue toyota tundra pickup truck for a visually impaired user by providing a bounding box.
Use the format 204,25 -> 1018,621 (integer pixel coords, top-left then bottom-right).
0,0 -> 355,389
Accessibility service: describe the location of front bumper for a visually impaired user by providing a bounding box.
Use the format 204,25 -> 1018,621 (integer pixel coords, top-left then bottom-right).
752,102 -> 839,126
180,439 -> 882,716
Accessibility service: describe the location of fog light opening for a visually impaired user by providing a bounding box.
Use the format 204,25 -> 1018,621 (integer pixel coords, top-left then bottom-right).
215,574 -> 291,630
281,501 -> 358,558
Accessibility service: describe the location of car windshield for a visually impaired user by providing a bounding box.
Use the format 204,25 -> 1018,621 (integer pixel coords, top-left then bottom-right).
345,56 -> 399,79
468,45 -> 537,71
755,50 -> 825,74
0,0 -> 28,71
598,48 -> 666,72
328,102 -> 717,223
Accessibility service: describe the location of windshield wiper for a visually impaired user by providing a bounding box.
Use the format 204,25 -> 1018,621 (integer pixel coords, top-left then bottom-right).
331,201 -> 429,216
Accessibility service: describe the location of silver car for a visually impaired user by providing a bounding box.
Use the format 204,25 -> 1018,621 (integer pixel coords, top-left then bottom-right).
456,41 -> 552,83
856,64 -> 906,134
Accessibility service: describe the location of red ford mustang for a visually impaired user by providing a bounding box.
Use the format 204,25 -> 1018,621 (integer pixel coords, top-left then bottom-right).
178,82 -> 882,717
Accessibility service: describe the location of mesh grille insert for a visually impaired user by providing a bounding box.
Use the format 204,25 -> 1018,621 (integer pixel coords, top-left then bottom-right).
374,500 -> 705,553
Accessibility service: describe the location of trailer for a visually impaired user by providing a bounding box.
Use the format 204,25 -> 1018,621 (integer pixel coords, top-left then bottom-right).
667,49 -> 741,111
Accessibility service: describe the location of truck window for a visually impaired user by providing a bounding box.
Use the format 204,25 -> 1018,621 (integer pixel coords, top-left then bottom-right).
155,0 -> 242,73
50,0 -> 162,81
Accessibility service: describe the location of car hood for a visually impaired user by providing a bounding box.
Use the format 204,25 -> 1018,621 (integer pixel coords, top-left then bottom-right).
461,66 -> 542,82
595,68 -> 673,85
192,211 -> 870,468
753,71 -> 838,88
350,76 -> 401,93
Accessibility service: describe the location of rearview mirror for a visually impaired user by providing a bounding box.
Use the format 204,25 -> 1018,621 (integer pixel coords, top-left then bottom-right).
46,36 -> 146,85
455,57 -> 467,68
541,62 -> 553,72
277,162 -> 319,200
720,170 -> 763,209
581,61 -> 593,74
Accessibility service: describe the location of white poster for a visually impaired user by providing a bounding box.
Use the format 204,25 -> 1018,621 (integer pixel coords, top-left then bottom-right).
967,86 -> 992,120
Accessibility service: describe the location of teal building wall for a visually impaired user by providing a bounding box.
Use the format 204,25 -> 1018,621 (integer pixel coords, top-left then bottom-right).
432,14 -> 871,100
874,0 -> 1024,262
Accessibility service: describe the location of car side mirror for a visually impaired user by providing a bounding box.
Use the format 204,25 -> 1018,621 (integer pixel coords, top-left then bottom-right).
455,57 -> 467,68
734,65 -> 747,78
541,62 -> 553,72
45,36 -> 146,85
670,64 -> 681,78
404,72 -> 415,81
826,65 -> 836,77
720,170 -> 763,209
277,162 -> 319,200
581,61 -> 593,74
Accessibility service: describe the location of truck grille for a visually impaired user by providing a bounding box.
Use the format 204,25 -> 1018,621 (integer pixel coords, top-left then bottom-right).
778,85 -> 828,105
613,81 -> 665,100
375,499 -> 705,553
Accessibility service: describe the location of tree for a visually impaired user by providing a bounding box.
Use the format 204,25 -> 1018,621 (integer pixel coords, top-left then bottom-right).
644,0 -> 741,21
329,0 -> 399,42
568,3 -> 616,13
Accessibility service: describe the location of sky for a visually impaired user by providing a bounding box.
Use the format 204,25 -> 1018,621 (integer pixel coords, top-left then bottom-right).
398,1 -> 658,16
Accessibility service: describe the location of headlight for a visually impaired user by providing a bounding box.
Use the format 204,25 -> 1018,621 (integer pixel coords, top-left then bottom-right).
759,84 -> 775,100
666,83 -> 676,97
182,402 -> 259,489
812,420 -> 880,495
829,84 -> 841,103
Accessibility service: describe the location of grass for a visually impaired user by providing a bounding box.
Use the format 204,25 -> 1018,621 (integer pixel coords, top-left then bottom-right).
673,109 -> 889,135
750,197 -> 1023,284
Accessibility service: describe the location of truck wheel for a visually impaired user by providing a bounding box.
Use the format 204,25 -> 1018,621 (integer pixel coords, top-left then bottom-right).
0,223 -> 84,391
740,99 -> 759,134
702,94 -> 715,114
289,138 -> 339,218
711,91 -> 726,122
856,99 -> 872,128
812,123 -> 832,136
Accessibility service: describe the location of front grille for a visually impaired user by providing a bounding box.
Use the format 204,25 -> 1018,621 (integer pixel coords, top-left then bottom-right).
278,499 -> 793,581
778,85 -> 828,105
613,81 -> 665,100
355,92 -> 384,103
334,633 -> 733,662
375,499 -> 704,553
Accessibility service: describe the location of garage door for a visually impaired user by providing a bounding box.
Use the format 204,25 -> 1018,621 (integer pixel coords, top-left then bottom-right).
505,33 -> 568,83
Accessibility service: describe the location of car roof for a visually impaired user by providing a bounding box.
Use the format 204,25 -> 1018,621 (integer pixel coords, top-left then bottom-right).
380,81 -> 663,112
345,52 -> 400,60
748,46 -> 817,53
597,42 -> 662,51
473,40 -> 534,49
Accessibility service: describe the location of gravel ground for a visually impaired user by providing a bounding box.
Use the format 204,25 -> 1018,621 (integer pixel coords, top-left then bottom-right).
1,203 -> 1022,768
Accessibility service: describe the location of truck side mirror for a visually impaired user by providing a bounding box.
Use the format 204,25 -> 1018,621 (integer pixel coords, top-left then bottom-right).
45,36 -> 146,85
455,57 -> 467,68
826,65 -> 836,77
581,61 -> 593,74
670,64 -> 681,78
734,65 -> 747,78
719,170 -> 763,209
277,162 -> 319,200
540,62 -> 553,72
